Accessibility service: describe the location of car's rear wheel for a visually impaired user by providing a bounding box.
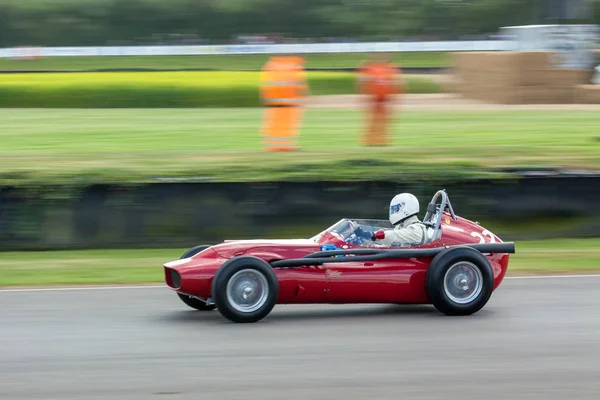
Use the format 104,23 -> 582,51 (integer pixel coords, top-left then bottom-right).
177,293 -> 216,311
425,247 -> 494,316
211,256 -> 279,323
176,245 -> 216,311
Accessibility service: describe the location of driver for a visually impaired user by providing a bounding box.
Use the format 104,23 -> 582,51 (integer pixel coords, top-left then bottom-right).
372,193 -> 428,246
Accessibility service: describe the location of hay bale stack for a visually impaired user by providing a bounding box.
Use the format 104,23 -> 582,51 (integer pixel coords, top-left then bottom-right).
519,52 -> 553,86
574,84 -> 600,103
451,51 -> 522,104
451,50 -> 600,104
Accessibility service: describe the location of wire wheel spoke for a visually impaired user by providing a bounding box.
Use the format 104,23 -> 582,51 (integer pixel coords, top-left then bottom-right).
226,269 -> 269,313
443,262 -> 483,304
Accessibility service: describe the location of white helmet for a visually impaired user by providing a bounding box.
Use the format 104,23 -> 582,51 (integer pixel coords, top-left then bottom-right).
389,193 -> 419,225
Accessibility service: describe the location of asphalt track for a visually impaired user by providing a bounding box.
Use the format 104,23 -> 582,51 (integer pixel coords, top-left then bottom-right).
2,276 -> 600,400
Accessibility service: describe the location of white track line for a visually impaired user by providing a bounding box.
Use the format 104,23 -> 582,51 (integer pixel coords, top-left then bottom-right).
2,274 -> 600,292
504,274 -> 600,280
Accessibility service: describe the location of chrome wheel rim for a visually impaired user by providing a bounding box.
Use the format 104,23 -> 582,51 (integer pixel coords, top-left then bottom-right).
226,269 -> 269,313
443,262 -> 483,304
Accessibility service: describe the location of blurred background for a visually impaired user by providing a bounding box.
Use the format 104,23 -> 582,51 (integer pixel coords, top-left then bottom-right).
0,0 -> 599,285
2,4 -> 600,400
0,0 -> 598,47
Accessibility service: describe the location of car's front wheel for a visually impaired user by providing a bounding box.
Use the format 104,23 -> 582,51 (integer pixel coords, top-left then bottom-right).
211,256 -> 279,323
425,246 -> 494,316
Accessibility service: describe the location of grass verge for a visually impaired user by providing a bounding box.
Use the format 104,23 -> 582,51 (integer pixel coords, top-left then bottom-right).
0,238 -> 598,287
1,109 -> 599,185
0,52 -> 450,72
0,71 -> 440,108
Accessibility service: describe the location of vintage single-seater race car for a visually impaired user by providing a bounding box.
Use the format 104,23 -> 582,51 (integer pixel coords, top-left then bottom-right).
164,190 -> 515,323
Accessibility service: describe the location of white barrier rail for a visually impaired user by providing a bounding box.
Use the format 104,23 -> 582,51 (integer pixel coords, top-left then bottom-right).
0,40 -> 512,58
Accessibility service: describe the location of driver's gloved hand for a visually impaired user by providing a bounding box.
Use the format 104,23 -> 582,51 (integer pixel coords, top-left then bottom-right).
371,230 -> 385,241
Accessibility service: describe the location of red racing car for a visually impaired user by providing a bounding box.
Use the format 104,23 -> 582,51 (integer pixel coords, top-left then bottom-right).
164,190 -> 515,323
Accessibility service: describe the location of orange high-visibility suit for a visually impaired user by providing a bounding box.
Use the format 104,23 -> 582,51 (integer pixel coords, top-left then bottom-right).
260,56 -> 308,151
357,57 -> 404,146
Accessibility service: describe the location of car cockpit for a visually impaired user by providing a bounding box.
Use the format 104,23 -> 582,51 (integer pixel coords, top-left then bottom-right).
313,190 -> 457,248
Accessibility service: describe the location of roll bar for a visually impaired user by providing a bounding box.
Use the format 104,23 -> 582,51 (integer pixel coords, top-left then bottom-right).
423,189 -> 457,242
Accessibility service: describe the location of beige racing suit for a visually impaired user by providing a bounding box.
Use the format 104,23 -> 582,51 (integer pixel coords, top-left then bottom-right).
377,215 -> 428,247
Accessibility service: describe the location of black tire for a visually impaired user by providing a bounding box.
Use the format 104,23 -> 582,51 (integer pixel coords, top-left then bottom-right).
425,246 -> 494,316
177,293 -> 217,311
211,256 -> 279,323
180,245 -> 211,259
177,245 -> 216,311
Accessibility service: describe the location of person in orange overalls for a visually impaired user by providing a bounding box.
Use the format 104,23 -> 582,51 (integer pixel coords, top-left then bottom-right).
259,55 -> 308,151
356,53 -> 404,146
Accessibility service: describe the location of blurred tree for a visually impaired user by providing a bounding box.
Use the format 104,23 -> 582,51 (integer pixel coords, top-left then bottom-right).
0,0 -> 598,47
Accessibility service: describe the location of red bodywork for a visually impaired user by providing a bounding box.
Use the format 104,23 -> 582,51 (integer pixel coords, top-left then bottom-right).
164,211 -> 511,306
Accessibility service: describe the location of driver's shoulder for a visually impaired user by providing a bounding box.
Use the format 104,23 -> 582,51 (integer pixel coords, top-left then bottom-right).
408,221 -> 427,231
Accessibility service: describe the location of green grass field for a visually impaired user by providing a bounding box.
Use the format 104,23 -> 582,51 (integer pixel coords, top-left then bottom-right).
0,52 -> 449,71
1,238 -> 598,287
1,108 -> 599,185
